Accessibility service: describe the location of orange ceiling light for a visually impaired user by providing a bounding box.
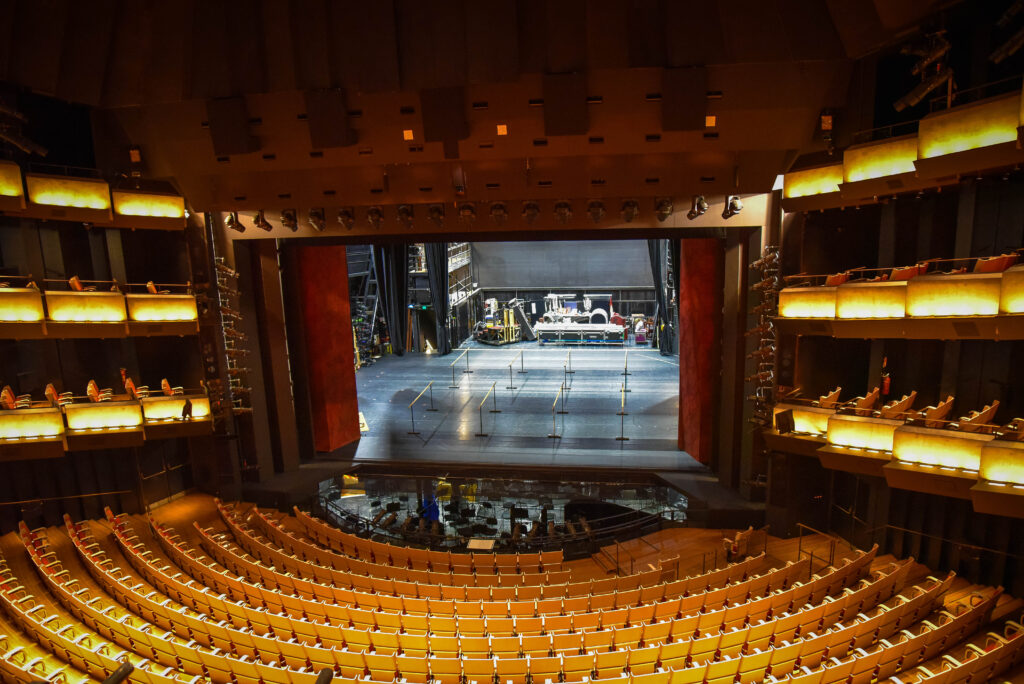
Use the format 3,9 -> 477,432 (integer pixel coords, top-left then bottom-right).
0,408 -> 64,441
918,92 -> 1020,159
402,129 -> 415,141
778,286 -> 837,319
906,273 -> 1002,317
112,190 -> 185,218
26,174 -> 110,210
0,288 -> 45,323
126,294 -> 198,322
45,291 -> 126,323
64,401 -> 143,431
843,135 -> 918,183
782,164 -> 843,199
704,115 -> 717,128
835,281 -> 907,319
827,414 -> 900,452
496,124 -> 508,136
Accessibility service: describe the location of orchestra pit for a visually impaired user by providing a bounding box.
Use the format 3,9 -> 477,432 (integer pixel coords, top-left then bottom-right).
2,1 -> 1024,682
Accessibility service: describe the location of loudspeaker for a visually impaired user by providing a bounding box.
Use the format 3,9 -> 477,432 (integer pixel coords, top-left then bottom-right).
206,97 -> 259,156
305,89 -> 357,148
774,409 -> 795,434
543,72 -> 588,136
662,67 -> 707,131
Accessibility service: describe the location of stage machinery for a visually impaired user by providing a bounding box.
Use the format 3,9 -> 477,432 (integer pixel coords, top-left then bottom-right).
472,298 -> 536,345
536,292 -> 626,345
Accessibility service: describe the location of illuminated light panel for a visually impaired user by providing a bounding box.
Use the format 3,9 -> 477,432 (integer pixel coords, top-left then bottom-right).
835,281 -> 907,319
64,402 -> 143,431
496,124 -> 508,136
0,288 -> 45,322
26,174 -> 110,210
126,294 -> 198,322
112,190 -> 185,218
893,425 -> 993,471
0,408 -> 64,440
705,115 -> 717,128
906,273 -> 1001,317
774,403 -> 833,436
1000,265 -> 1024,313
778,287 -> 837,319
402,129 -> 414,141
980,440 -> 1024,485
45,291 -> 126,323
843,135 -> 918,183
918,93 -> 1020,159
782,164 -> 843,199
0,161 -> 23,198
827,414 -> 900,452
141,396 -> 211,422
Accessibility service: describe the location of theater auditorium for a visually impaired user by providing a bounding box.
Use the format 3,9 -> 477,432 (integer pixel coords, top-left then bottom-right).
0,1 -> 1023,683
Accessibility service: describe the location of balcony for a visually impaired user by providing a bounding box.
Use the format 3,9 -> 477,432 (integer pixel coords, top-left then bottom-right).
0,278 -> 199,339
0,406 -> 65,460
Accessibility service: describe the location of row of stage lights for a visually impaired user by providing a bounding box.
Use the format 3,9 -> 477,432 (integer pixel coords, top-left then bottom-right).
222,196 -> 743,233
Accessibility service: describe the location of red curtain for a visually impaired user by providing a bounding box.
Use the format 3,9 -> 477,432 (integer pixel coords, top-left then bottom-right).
677,238 -> 722,464
297,245 -> 361,452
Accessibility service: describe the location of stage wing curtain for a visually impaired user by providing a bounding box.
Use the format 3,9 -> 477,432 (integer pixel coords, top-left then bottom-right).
648,238 -> 675,355
424,242 -> 452,355
373,244 -> 408,356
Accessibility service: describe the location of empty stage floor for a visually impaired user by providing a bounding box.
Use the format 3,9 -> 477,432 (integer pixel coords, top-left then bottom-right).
347,345 -> 700,472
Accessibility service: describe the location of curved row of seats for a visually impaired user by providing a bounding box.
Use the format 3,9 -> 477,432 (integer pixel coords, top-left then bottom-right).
50,512 -> 1008,684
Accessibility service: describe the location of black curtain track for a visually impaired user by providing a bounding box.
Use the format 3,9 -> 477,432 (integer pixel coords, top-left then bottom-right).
373,244 -> 409,356
425,242 -> 451,355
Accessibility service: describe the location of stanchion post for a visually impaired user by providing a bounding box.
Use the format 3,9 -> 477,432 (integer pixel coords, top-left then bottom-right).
463,349 -> 473,374
548,386 -> 562,439
408,406 -> 418,435
557,381 -> 569,414
622,357 -> 631,393
408,381 -> 435,434
426,381 -> 437,411
622,349 -> 631,376
519,351 -> 527,374
489,381 -> 501,413
617,384 -> 628,416
566,350 -> 575,374
475,403 -> 486,437
616,388 -> 629,440
506,361 -> 517,390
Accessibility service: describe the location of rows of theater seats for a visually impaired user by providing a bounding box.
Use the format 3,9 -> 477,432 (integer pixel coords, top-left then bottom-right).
0,497 -> 1020,684
806,387 -> 1022,438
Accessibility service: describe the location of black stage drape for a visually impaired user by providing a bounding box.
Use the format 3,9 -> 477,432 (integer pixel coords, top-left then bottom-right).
648,238 -> 676,355
424,242 -> 452,355
373,244 -> 408,355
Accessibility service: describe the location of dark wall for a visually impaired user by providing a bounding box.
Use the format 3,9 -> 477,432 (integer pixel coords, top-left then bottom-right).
472,240 -> 653,289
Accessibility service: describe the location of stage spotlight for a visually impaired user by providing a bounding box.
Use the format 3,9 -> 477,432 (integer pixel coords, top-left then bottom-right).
554,201 -> 573,224
397,204 -> 414,226
990,24 -> 1024,63
280,209 -> 298,232
655,198 -> 673,222
686,195 -> 708,220
893,67 -> 953,112
337,208 -> 355,230
308,208 -> 326,232
908,34 -> 951,75
457,203 -> 476,223
522,201 -> 540,224
620,200 -> 640,222
253,210 -> 272,231
367,206 -> 383,229
224,212 -> 244,233
427,204 -> 444,227
489,202 -> 509,225
587,201 -> 605,224
722,195 -> 743,219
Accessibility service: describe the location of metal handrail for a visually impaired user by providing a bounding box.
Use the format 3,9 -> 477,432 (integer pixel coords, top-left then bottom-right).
860,522 -> 1024,561
0,490 -> 133,506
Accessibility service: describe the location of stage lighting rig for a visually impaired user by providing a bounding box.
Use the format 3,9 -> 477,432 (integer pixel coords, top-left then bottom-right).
554,201 -> 573,224
308,208 -> 326,232
427,204 -> 444,227
252,210 -> 272,231
895,33 -> 954,112
722,195 -> 743,219
522,201 -> 540,224
686,195 -> 708,220
397,204 -> 414,226
367,206 -> 384,229
457,203 -> 477,223
337,208 -> 355,230
280,209 -> 298,232
587,201 -> 605,223
489,202 -> 509,225
654,198 -> 673,222
620,200 -> 640,222
224,212 -> 244,232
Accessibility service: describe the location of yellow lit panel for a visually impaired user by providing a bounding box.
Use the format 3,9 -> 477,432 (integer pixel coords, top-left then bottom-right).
112,190 -> 185,218
827,414 -> 901,452
774,403 -> 833,436
0,288 -> 45,322
783,164 -> 843,199
835,281 -> 907,319
979,440 -> 1024,485
919,93 -> 1020,159
778,287 -> 837,319
1001,265 -> 1024,314
45,291 -> 126,323
64,401 -> 143,431
906,273 -> 1002,317
141,395 -> 211,422
0,408 -> 64,440
0,161 -> 23,198
126,294 -> 198,322
844,135 -> 918,183
26,174 -> 110,210
893,425 -> 993,471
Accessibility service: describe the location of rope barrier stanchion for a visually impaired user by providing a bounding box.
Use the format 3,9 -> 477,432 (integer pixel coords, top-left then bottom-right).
616,387 -> 629,441
622,349 -> 631,376
463,348 -> 473,374
565,349 -> 575,374
558,379 -> 569,415
489,381 -> 501,414
426,380 -> 437,411
408,381 -> 434,435
518,349 -> 527,374
475,382 -> 497,437
617,383 -> 628,416
548,385 -> 563,439
507,350 -> 521,390
449,350 -> 467,388
622,351 -> 631,393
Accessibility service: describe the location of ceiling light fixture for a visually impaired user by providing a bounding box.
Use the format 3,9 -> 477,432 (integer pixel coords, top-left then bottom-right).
722,195 -> 743,219
427,204 -> 444,227
224,212 -> 244,233
522,201 -> 540,224
458,203 -> 476,223
587,201 -> 605,223
253,210 -> 272,231
554,201 -> 573,224
280,209 -> 298,232
654,198 -> 673,222
367,206 -> 383,229
397,204 -> 414,226
337,208 -> 355,230
893,67 -> 953,111
308,208 -> 326,232
686,195 -> 708,220
620,200 -> 640,222
489,202 -> 508,225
